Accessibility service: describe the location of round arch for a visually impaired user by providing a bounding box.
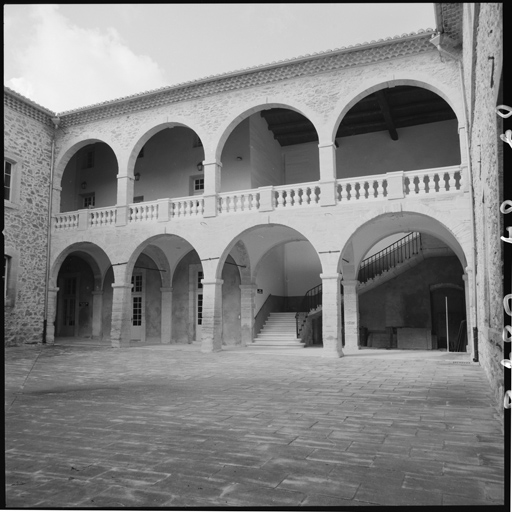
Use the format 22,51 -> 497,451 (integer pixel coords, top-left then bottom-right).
329,76 -> 465,143
126,120 -> 209,178
339,208 -> 469,280
217,223 -> 323,282
54,137 -> 121,187
211,101 -> 323,163
122,233 -> 201,285
50,242 -> 113,290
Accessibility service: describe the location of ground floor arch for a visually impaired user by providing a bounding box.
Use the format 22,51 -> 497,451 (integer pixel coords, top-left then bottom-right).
339,211 -> 471,355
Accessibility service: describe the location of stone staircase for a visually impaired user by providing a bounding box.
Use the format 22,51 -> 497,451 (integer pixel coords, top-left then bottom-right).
249,312 -> 305,349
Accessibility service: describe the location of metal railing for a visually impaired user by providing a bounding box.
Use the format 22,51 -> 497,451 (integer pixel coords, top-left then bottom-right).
358,232 -> 422,284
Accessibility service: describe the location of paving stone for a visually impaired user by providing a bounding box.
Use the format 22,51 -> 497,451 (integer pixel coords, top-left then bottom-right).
4,345 -> 505,508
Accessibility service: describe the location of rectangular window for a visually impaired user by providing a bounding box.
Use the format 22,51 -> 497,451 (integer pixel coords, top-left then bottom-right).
81,147 -> 95,169
132,297 -> 142,326
4,160 -> 12,201
133,196 -> 144,203
82,193 -> 95,208
192,134 -> 203,148
132,274 -> 143,293
197,294 -> 203,325
194,178 -> 204,191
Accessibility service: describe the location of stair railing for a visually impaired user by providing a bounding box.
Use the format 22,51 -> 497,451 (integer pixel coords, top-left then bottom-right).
358,232 -> 421,284
295,283 -> 323,337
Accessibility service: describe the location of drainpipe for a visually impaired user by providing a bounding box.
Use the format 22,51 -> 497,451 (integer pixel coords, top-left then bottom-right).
456,54 -> 479,362
42,116 -> 61,344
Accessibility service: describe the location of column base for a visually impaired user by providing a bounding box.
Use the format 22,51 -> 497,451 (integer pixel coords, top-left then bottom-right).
321,346 -> 343,358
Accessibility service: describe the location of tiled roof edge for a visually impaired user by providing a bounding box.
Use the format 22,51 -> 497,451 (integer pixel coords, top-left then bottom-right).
57,29 -> 436,119
4,86 -> 56,127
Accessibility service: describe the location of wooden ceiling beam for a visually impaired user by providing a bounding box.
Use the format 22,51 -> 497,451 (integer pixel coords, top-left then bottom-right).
375,90 -> 398,141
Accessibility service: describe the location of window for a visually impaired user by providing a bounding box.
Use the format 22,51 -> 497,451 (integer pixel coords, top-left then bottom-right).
4,154 -> 21,208
192,134 -> 203,148
190,175 -> 204,196
4,160 -> 12,201
82,193 -> 95,208
81,147 -> 95,169
133,196 -> 144,203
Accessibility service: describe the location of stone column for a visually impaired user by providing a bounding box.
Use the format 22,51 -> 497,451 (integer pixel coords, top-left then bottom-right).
321,273 -> 343,357
240,284 -> 257,347
160,287 -> 173,344
201,279 -> 223,352
110,268 -> 132,348
462,273 -> 471,355
318,143 -> 337,207
342,279 -> 360,353
203,160 -> 221,218
45,287 -> 59,344
116,175 -> 134,226
91,291 -> 103,339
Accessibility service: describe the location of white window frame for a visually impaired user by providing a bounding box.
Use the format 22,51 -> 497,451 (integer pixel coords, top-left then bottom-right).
4,152 -> 22,209
190,175 -> 205,196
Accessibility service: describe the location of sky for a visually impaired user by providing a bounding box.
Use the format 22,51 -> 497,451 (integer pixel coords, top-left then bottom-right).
4,3 -> 437,114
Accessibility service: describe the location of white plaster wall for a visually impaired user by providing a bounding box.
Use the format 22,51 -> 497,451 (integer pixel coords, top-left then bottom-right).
249,114 -> 283,188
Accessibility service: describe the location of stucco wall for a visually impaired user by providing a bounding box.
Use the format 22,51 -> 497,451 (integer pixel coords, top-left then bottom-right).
4,104 -> 53,346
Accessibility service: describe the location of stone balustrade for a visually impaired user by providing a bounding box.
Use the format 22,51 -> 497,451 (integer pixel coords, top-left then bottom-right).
52,165 -> 464,231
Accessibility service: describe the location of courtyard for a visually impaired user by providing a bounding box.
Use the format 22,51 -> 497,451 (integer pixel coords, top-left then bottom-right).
4,342 -> 506,508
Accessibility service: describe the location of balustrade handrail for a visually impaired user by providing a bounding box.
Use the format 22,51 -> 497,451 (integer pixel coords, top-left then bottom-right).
358,232 -> 422,283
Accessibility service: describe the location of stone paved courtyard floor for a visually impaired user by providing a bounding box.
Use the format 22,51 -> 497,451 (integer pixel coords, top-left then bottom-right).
4,342 -> 507,508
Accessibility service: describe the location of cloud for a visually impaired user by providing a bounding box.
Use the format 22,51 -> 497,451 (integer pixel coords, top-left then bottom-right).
5,5 -> 168,112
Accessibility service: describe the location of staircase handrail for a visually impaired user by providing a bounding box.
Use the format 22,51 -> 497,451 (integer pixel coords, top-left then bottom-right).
358,232 -> 422,283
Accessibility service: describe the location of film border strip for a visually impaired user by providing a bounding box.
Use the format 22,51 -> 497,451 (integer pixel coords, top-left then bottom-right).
498,105 -> 512,410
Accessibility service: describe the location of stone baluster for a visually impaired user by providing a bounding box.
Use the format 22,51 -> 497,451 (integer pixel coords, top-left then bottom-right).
276,190 -> 285,208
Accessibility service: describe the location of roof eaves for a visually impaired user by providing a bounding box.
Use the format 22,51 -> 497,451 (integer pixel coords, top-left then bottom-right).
57,29 -> 436,118
4,85 -> 56,117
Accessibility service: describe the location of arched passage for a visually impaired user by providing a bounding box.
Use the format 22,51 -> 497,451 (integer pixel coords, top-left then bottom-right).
339,212 -> 470,353
50,243 -> 113,343
333,84 -> 461,181
58,140 -> 119,213
217,223 -> 323,350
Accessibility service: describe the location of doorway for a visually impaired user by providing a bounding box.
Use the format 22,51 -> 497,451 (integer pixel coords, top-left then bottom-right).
131,270 -> 146,341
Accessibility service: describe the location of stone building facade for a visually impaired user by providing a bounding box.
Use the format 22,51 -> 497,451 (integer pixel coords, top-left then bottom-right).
4,4 -> 505,406
4,91 -> 56,345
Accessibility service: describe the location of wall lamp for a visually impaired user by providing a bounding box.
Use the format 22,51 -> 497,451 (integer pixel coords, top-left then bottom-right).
81,181 -> 87,190
197,162 -> 204,172
134,173 -> 141,181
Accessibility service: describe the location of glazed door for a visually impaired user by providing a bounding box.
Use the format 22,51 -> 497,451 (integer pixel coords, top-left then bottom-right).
131,271 -> 145,341
58,274 -> 79,337
196,270 -> 203,341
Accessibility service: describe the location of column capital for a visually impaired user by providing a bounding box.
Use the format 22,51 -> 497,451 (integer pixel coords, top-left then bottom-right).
318,142 -> 337,150
111,283 -> 132,290
203,160 -> 223,168
201,279 -> 224,286
320,273 -> 342,281
239,284 -> 257,291
92,290 -> 104,296
342,278 -> 360,287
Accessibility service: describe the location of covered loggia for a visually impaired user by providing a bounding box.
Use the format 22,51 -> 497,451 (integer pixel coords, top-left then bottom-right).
340,212 -> 469,352
334,84 -> 461,182
60,141 -> 118,212
131,124 -> 205,202
52,243 -> 112,342
218,224 -> 322,348
218,106 -> 320,195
